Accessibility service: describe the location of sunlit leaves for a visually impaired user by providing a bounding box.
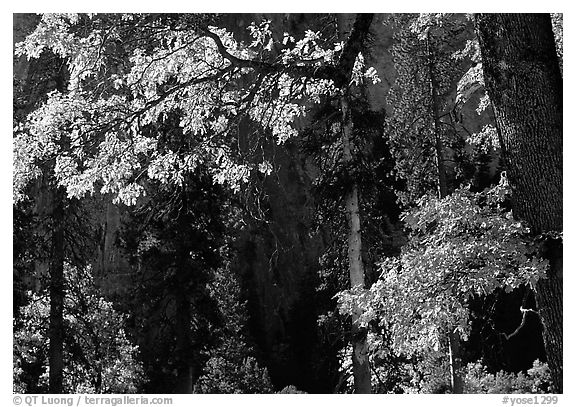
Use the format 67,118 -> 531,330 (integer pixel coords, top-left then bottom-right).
247,20 -> 273,51
14,14 -> 107,92
351,53 -> 382,86
15,14 -> 82,60
15,14 -> 381,205
464,359 -> 551,393
455,63 -> 484,107
13,90 -> 92,202
13,265 -> 145,393
280,29 -> 339,65
550,13 -> 563,74
465,124 -> 498,153
337,179 -> 548,356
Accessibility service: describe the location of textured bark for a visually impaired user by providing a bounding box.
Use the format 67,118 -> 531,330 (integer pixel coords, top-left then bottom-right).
341,94 -> 371,394
48,188 -> 65,393
475,13 -> 563,393
448,331 -> 463,394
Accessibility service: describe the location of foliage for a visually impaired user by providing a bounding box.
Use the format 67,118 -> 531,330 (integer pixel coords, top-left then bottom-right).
392,352 -> 551,394
550,13 -> 563,74
400,351 -> 452,393
337,336 -> 456,394
464,359 -> 551,394
194,354 -> 273,394
120,174 -> 274,393
385,14 -> 476,204
14,14 -> 379,206
193,265 -> 274,393
13,264 -> 145,393
117,168 -> 247,392
385,15 -> 438,203
13,13 -> 559,394
336,177 -> 548,356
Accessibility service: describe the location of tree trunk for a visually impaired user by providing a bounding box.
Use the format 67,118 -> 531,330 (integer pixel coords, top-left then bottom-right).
329,14 -> 373,394
474,13 -> 563,393
175,291 -> 194,393
448,331 -> 463,393
427,33 -> 463,393
341,93 -> 371,394
49,188 -> 65,393
427,34 -> 449,199
94,340 -> 102,393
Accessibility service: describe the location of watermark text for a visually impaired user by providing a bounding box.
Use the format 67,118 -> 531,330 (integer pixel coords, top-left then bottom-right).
13,395 -> 173,407
502,395 -> 558,406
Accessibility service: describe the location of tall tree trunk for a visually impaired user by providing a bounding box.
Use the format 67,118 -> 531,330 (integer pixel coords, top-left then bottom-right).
47,64 -> 68,394
447,331 -> 463,393
427,33 -> 463,394
474,13 -> 563,393
427,34 -> 449,199
49,188 -> 65,393
341,93 -> 371,394
175,291 -> 194,393
94,341 -> 102,393
329,13 -> 374,394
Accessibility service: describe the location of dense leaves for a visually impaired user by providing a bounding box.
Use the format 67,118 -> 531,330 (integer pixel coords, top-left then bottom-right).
13,13 -> 561,394
14,14 -> 381,206
337,179 -> 547,366
14,265 -> 144,393
193,264 -> 274,393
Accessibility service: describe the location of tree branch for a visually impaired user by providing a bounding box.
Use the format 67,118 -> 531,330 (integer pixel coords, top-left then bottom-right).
333,14 -> 374,88
500,307 -> 540,340
200,28 -> 276,72
200,14 -> 374,87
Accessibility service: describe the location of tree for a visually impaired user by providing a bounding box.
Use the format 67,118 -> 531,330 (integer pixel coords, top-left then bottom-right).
305,95 -> 397,392
337,180 -> 548,392
384,13 -> 478,392
333,14 -> 375,393
474,13 -> 563,393
14,25 -> 69,390
15,13 -> 560,394
14,264 -> 144,393
116,167 -> 273,393
193,263 -> 274,394
15,13 -> 379,393
386,14 -> 476,206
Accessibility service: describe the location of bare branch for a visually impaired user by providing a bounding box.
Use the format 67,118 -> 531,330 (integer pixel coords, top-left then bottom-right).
501,307 -> 540,340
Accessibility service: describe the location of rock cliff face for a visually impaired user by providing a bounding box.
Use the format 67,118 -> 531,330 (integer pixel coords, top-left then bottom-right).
232,141 -> 327,390
93,202 -> 133,292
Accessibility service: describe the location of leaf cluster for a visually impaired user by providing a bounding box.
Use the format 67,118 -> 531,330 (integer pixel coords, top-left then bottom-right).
13,264 -> 145,393
337,178 -> 548,357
